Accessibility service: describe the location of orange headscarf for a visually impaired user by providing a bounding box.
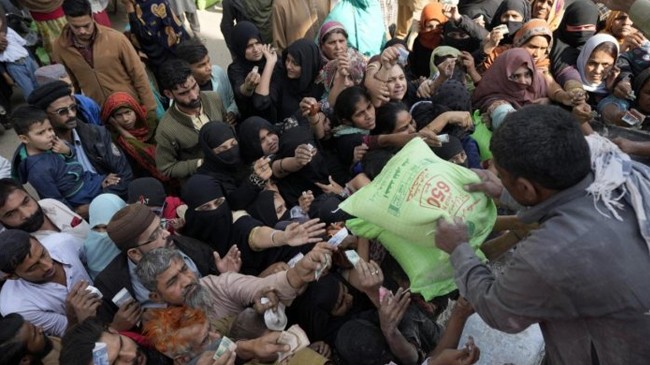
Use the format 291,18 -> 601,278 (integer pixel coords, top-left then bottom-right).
513,19 -> 553,71
418,3 -> 448,49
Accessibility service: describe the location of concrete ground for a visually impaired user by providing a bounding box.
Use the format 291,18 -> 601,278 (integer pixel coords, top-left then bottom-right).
0,3 -> 231,165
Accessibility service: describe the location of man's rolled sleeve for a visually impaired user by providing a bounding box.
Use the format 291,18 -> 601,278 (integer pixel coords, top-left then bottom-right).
449,243 -> 539,334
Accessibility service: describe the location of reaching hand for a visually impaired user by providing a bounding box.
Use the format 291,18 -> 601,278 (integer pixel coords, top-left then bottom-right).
442,4 -> 461,21
261,44 -> 278,64
380,46 -> 400,68
226,112 -> 237,126
283,218 -> 326,246
291,242 -> 336,284
434,218 -> 469,255
417,79 -> 435,98
452,296 -> 475,319
446,111 -> 473,130
572,102 -> 593,125
110,298 -> 142,331
253,287 -> 280,314
613,79 -> 633,100
298,190 -> 314,213
418,129 -> 443,147
622,31 -> 648,51
253,157 -> 273,181
484,28 -> 504,52
315,175 -> 344,195
195,348 -> 236,365
294,144 -> 316,166
250,331 -> 290,362
299,97 -> 319,117
439,58 -> 457,80
215,245 -> 242,273
243,69 -> 261,92
355,259 -> 384,295
309,341 -> 332,358
65,281 -> 102,325
464,168 -> 504,199
379,287 -> 411,336
352,143 -> 369,163
459,51 -> 476,72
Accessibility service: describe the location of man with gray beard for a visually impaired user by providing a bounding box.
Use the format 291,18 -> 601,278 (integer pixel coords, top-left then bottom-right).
136,244 -> 335,323
94,204 -> 231,331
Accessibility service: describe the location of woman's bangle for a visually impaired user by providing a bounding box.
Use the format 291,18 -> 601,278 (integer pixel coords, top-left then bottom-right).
279,158 -> 286,173
310,112 -> 323,126
270,229 -> 280,246
339,184 -> 352,198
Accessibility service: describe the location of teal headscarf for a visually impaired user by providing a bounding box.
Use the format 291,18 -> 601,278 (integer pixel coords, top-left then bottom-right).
84,194 -> 126,279
322,0 -> 386,58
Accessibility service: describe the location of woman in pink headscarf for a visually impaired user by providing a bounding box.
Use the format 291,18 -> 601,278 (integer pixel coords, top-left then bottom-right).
471,48 -> 547,128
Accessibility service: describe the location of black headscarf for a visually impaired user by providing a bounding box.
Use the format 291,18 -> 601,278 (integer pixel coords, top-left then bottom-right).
247,190 -> 284,227
237,116 -> 277,163
288,274 -> 349,343
489,0 -> 530,40
550,0 -> 598,77
273,39 -> 325,121
458,0 -> 503,25
410,101 -> 452,131
430,80 -> 472,112
432,135 -> 465,161
555,1 -> 599,48
283,39 -> 322,94
443,22 -> 481,53
231,21 -> 265,70
198,121 -> 242,174
276,125 -> 328,206
181,174 -> 233,256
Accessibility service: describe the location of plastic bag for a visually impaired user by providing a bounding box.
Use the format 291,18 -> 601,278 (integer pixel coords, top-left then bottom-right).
340,138 -> 496,299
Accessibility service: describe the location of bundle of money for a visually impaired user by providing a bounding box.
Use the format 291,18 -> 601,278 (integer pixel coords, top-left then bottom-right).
213,336 -> 237,360
277,325 -> 310,362
111,288 -> 133,306
327,227 -> 349,247
345,250 -> 361,267
314,254 -> 331,281
261,298 -> 287,331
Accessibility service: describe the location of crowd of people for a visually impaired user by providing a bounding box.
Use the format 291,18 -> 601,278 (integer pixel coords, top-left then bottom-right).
0,0 -> 649,364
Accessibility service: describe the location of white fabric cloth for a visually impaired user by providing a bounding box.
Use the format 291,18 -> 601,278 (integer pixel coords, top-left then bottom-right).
586,133 -> 650,252
0,28 -> 29,63
34,198 -> 90,242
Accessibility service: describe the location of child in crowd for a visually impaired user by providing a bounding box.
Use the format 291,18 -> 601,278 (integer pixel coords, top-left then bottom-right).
0,23 -> 39,99
11,105 -> 107,209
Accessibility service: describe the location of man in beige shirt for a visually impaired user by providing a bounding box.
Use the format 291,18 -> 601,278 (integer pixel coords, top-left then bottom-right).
271,0 -> 334,52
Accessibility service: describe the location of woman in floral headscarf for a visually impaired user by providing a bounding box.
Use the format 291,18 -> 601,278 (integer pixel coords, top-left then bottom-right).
100,92 -> 166,181
530,0 -> 565,31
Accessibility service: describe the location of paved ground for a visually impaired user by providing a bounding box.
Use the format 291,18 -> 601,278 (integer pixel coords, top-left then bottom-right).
0,4 -> 231,163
